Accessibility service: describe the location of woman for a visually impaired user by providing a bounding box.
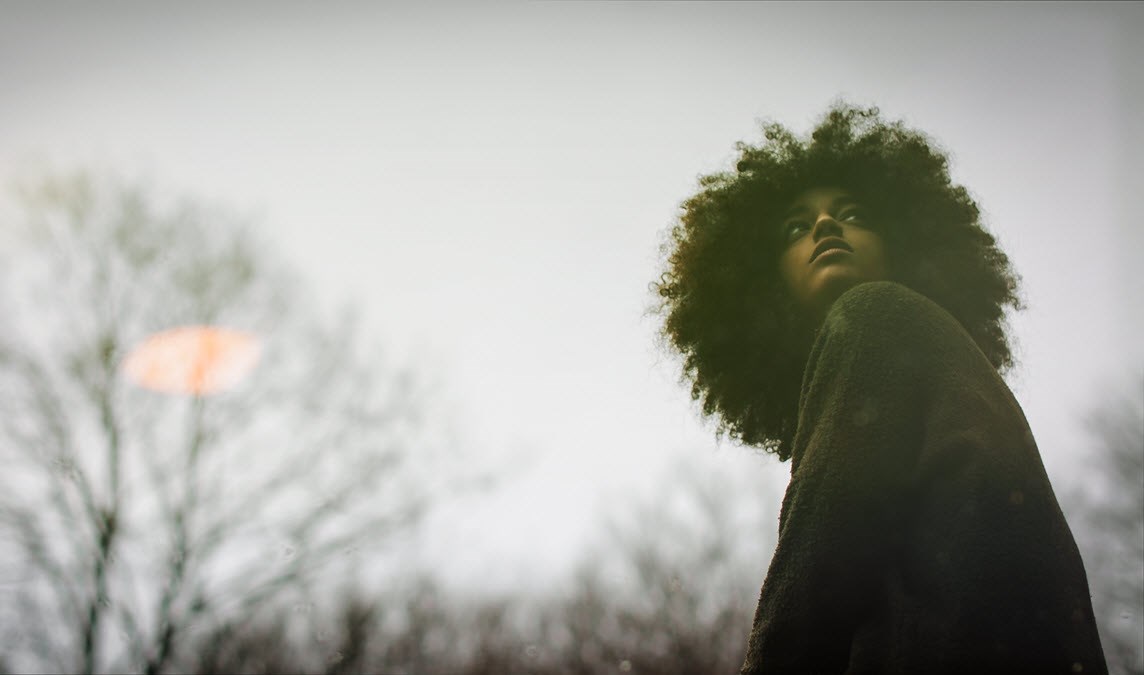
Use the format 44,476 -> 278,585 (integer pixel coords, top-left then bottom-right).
655,104 -> 1107,674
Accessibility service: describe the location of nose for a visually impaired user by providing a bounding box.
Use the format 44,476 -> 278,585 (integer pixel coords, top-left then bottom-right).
810,214 -> 843,241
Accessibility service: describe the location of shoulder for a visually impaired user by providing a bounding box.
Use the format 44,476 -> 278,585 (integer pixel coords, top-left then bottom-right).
817,281 -> 992,374
829,281 -> 955,328
825,281 -> 970,346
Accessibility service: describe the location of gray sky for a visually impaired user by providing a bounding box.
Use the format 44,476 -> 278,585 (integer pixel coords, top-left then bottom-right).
1,1 -> 1140,590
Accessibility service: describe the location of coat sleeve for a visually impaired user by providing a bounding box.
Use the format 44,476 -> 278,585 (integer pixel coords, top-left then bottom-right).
740,281 -> 1106,675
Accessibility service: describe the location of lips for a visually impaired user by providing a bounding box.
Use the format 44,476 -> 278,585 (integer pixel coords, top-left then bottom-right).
810,237 -> 854,263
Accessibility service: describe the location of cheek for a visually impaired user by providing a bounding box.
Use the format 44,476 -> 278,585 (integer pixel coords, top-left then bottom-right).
778,249 -> 803,290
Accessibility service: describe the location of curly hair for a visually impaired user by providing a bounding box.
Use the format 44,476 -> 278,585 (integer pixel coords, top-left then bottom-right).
654,103 -> 1022,461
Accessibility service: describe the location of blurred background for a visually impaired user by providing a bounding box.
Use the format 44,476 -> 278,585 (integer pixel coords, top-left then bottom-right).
0,2 -> 1140,673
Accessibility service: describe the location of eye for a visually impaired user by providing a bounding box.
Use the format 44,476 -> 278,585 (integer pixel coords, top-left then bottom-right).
783,219 -> 811,243
838,206 -> 866,223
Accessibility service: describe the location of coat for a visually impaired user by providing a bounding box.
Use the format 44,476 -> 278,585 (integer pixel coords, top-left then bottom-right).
740,281 -> 1107,675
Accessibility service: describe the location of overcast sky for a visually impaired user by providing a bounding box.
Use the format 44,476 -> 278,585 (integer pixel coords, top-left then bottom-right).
1,1 -> 1140,591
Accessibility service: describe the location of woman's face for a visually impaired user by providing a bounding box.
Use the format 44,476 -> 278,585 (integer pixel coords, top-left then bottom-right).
778,186 -> 888,322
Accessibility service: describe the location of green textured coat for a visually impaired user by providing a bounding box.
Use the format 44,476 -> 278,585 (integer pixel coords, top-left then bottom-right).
741,282 -> 1106,675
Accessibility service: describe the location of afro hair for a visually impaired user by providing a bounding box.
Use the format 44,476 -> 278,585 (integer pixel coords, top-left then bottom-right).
654,102 -> 1022,461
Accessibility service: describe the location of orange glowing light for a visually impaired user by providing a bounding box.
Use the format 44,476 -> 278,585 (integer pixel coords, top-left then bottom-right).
122,326 -> 262,395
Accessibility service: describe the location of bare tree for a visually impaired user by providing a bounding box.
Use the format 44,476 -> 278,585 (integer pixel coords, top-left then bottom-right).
0,172 -> 456,674
1068,376 -> 1144,675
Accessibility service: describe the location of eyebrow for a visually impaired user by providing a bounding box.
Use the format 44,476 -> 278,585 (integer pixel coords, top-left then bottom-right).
781,195 -> 860,220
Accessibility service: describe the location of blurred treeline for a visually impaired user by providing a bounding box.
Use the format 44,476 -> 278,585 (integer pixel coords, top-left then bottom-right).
0,174 -> 1139,674
188,460 -> 771,675
1069,378 -> 1144,675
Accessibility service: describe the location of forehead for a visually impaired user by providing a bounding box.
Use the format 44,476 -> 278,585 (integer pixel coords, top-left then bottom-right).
782,186 -> 857,216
